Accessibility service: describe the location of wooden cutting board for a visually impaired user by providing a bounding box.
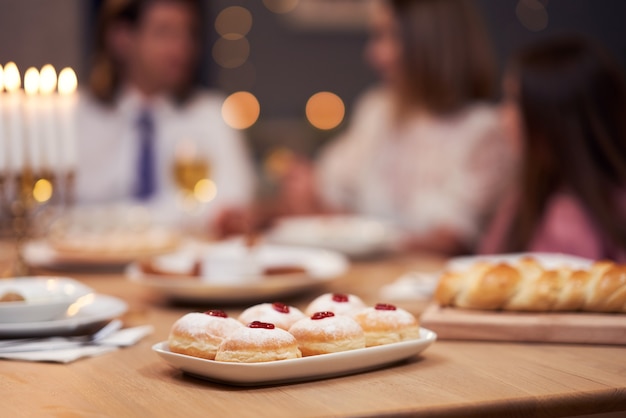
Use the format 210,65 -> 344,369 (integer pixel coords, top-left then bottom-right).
420,303 -> 626,345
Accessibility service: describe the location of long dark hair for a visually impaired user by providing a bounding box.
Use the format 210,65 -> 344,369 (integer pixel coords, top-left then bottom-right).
88,0 -> 202,105
506,36 -> 626,253
388,0 -> 495,115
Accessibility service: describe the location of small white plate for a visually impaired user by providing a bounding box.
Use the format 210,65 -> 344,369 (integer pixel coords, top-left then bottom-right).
446,252 -> 594,272
0,277 -> 93,323
266,215 -> 401,258
153,328 -> 436,386
127,242 -> 349,303
0,294 -> 128,338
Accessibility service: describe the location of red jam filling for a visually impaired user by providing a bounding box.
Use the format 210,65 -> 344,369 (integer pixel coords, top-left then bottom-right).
311,311 -> 335,320
249,321 -> 275,329
332,293 -> 349,303
272,302 -> 290,314
375,303 -> 397,311
205,310 -> 228,318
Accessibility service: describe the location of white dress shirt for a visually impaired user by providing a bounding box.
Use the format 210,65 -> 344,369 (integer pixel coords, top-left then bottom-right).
75,87 -> 255,228
317,88 -> 514,246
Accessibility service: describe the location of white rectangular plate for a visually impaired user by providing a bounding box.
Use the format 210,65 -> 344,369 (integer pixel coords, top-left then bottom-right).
153,328 -> 436,386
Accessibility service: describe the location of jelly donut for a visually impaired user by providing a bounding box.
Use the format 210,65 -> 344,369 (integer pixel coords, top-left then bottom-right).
238,302 -> 306,331
168,310 -> 244,360
351,303 -> 420,347
305,293 -> 366,316
288,311 -> 365,356
215,321 -> 302,363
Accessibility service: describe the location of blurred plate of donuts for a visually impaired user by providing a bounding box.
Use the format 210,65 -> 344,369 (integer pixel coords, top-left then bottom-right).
152,328 -> 436,386
23,205 -> 182,269
126,240 -> 349,303
266,215 -> 402,258
23,233 -> 181,269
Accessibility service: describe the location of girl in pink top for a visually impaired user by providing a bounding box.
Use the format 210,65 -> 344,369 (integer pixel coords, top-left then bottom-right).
481,36 -> 626,262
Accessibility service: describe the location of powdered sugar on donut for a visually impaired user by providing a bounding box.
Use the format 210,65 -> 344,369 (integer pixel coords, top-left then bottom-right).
289,315 -> 364,340
305,293 -> 366,316
224,326 -> 297,347
353,307 -> 418,330
172,313 -> 243,337
238,303 -> 306,330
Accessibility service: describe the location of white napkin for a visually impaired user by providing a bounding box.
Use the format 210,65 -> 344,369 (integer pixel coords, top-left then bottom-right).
0,325 -> 154,364
0,345 -> 119,363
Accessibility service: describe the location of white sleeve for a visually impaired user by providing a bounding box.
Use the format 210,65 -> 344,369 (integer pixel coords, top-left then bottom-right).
419,108 -> 515,244
316,89 -> 388,210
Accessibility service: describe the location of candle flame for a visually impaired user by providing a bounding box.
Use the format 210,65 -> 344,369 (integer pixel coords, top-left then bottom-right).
4,62 -> 21,93
24,67 -> 40,96
58,67 -> 77,95
39,64 -> 57,95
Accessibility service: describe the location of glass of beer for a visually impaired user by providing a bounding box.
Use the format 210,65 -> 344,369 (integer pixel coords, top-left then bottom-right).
173,140 -> 215,205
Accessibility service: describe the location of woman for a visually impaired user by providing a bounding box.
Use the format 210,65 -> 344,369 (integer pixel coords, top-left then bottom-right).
281,0 -> 513,255
480,36 -> 626,261
76,0 -> 254,231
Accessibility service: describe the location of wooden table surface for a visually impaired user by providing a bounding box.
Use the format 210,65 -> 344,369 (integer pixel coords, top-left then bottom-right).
2,250 -> 626,418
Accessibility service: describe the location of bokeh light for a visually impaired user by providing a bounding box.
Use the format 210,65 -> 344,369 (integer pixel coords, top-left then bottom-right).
222,91 -> 261,130
516,0 -> 548,32
33,179 -> 53,203
263,0 -> 300,14
0,64 -> 5,91
193,179 -> 218,203
215,6 -> 252,40
305,91 -> 345,130
212,37 -> 250,69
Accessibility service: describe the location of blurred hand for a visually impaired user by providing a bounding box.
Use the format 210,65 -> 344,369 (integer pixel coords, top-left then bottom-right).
211,206 -> 255,240
275,156 -> 324,216
401,227 -> 469,256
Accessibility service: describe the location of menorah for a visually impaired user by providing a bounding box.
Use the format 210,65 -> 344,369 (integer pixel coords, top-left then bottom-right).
0,62 -> 77,276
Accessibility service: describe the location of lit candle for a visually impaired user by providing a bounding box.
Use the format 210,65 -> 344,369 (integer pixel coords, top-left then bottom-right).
4,62 -> 24,173
0,64 -> 6,173
39,64 -> 58,171
24,67 -> 43,173
57,67 -> 78,171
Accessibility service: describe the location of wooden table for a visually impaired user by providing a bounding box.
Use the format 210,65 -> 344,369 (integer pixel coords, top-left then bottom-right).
2,251 -> 626,418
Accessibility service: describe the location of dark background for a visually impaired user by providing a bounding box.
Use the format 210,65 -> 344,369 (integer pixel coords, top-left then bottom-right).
3,0 -> 626,155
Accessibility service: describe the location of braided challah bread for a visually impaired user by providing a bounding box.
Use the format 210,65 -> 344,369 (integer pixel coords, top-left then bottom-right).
435,258 -> 626,313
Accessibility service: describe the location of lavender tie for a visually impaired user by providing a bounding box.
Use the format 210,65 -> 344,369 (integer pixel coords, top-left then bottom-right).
134,109 -> 156,200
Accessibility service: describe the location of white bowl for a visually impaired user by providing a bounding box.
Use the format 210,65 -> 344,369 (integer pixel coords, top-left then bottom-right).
0,277 -> 94,323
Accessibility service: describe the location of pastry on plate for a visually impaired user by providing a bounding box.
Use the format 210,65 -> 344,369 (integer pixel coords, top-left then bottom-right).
351,303 -> 420,347
215,321 -> 302,363
305,293 -> 366,316
288,311 -> 365,356
168,310 -> 244,360
435,258 -> 626,313
238,302 -> 306,331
